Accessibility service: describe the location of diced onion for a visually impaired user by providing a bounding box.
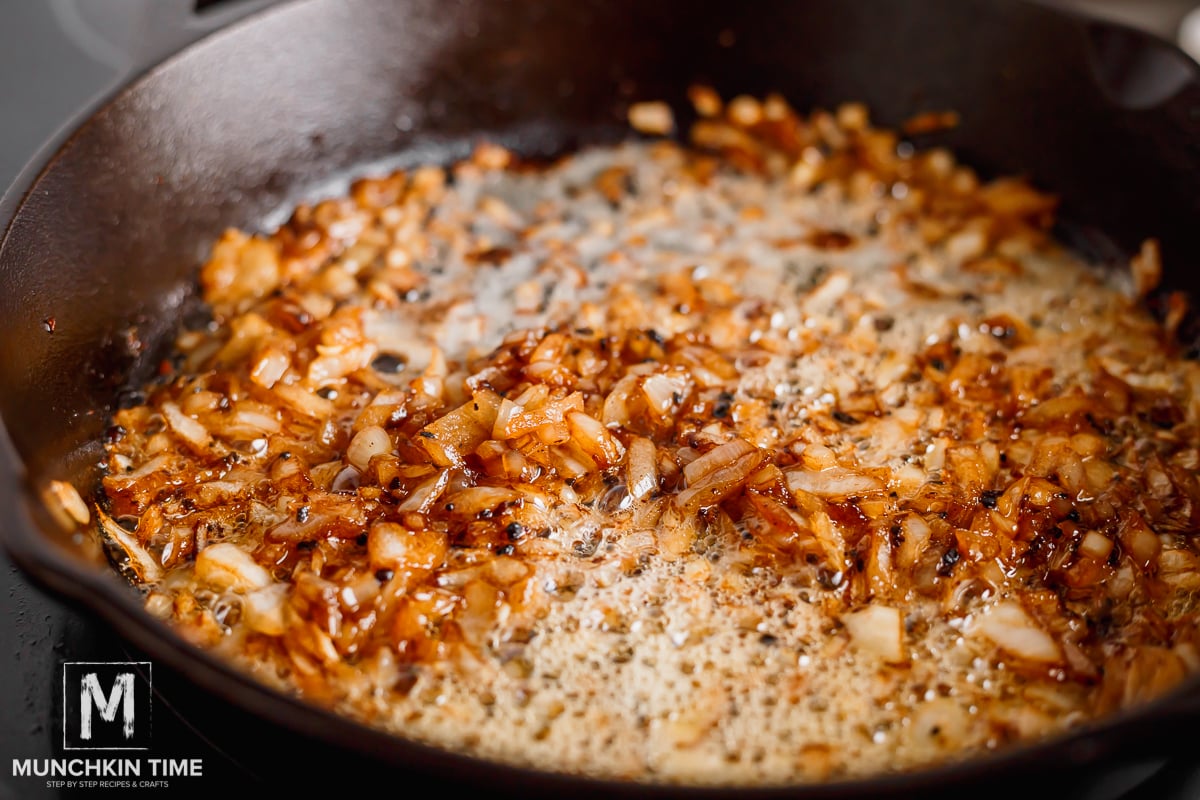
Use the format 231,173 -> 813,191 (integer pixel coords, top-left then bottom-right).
42,480 -> 90,531
626,437 -> 659,501
973,602 -> 1062,664
242,584 -> 288,636
194,542 -> 272,592
567,412 -> 625,467
1078,530 -> 1114,562
397,469 -> 451,513
683,438 -> 757,485
162,401 -> 212,451
347,425 -> 393,471
842,605 -> 904,663
368,522 -> 447,572
786,467 -> 883,498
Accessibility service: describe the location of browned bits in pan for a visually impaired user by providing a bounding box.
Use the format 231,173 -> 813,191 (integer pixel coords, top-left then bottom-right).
93,89 -> 1200,786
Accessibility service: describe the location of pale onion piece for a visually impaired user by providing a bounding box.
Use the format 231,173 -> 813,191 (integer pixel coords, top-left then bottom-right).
230,407 -> 282,434
896,514 -> 932,571
344,572 -> 380,609
801,269 -> 851,316
627,101 -> 675,135
369,389 -> 408,408
567,412 -> 625,468
212,311 -> 272,366
512,383 -> 550,408
786,467 -> 883,498
194,480 -> 247,506
241,583 -> 289,636
458,579 -> 508,649
397,469 -> 451,513
548,446 -> 593,480
42,480 -> 90,531
161,401 -> 212,451
368,522 -> 447,572
973,602 -> 1062,664
656,503 -> 702,558
442,486 -> 521,516
909,698 -> 970,752
194,542 -> 272,592
422,390 -> 503,466
728,94 -> 764,126
1119,513 -> 1161,568
602,374 -> 640,427
625,436 -> 659,501
747,463 -> 784,492
249,346 -> 291,389
308,351 -> 358,385
924,439 -> 947,473
534,421 -> 572,446
1131,238 -> 1162,299
944,228 -> 987,263
107,453 -> 174,486
890,463 -> 927,496
842,605 -> 905,663
144,592 -> 173,620
525,361 -> 570,383
498,393 -> 584,440
492,398 -> 523,440
674,450 -> 763,512
688,85 -> 722,117
691,118 -> 760,154
810,510 -> 847,570
95,510 -> 162,584
799,444 -> 838,471
641,374 -> 681,417
873,351 -> 912,389
500,449 -> 533,482
975,560 -> 1008,594
1069,432 -> 1106,459
1023,477 -> 1060,507
200,232 -> 281,309
683,438 -> 757,485
422,344 -> 448,379
435,565 -> 485,590
1078,530 -> 1114,562
347,425 -> 393,472
330,465 -> 362,493
274,382 -> 335,419
1107,563 -> 1136,600
361,313 -> 431,372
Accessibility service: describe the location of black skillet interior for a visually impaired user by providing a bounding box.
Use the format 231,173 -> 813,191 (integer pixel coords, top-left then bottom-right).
2,0 -> 1200,796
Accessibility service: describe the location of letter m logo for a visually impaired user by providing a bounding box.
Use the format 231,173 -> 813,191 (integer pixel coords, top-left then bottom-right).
62,662 -> 152,750
80,672 -> 134,740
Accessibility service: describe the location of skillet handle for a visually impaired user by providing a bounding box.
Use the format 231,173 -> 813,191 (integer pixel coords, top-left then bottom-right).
47,0 -> 281,78
132,0 -> 282,69
1082,14 -> 1199,109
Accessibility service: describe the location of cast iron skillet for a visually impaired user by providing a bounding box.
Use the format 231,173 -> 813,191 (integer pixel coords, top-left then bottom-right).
2,0 -> 1200,796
